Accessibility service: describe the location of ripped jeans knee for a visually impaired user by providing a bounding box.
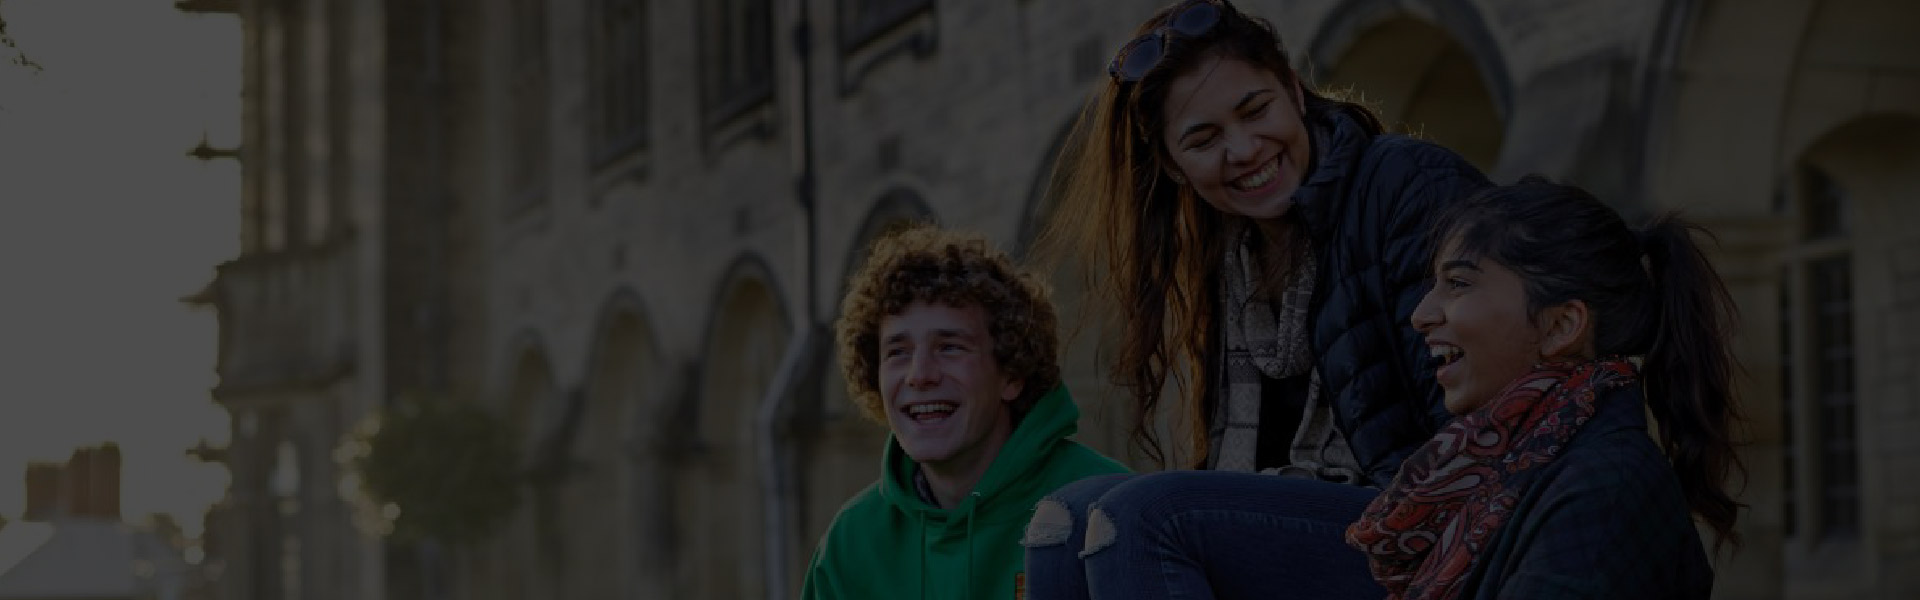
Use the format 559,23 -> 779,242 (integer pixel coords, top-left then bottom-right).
1080,506 -> 1118,558
1022,499 -> 1075,548
1021,498 -> 1122,557
1021,474 -> 1135,600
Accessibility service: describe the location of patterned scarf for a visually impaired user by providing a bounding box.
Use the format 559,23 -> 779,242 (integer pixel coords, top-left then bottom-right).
1344,359 -> 1639,599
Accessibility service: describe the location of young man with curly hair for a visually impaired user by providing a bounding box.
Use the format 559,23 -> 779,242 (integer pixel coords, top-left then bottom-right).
800,224 -> 1127,599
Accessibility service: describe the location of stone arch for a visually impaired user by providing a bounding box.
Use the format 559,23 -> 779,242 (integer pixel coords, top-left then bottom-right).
1773,0 -> 1920,168
830,187 -> 939,356
1652,0 -> 1920,215
494,338 -> 557,600
678,255 -> 793,599
555,289 -> 665,599
1795,114 -> 1920,240
1310,10 -> 1508,172
1307,0 -> 1512,115
501,335 -> 560,447
839,187 -> 939,290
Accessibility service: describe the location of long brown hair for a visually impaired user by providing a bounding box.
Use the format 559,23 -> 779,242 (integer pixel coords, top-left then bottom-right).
1433,176 -> 1748,551
1033,0 -> 1383,467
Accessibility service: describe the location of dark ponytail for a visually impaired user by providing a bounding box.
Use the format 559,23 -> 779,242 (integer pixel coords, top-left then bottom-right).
1639,215 -> 1747,551
1435,176 -> 1747,551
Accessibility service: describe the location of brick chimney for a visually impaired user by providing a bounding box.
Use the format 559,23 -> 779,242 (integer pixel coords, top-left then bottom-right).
21,445 -> 125,521
91,444 -> 122,520
63,447 -> 95,517
22,462 -> 64,521
55,444 -> 122,520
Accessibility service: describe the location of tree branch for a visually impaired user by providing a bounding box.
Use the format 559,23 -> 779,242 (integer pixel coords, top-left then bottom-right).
1,3 -> 44,74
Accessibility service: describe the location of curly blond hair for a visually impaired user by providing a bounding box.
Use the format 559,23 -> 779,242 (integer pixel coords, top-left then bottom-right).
836,224 -> 1061,424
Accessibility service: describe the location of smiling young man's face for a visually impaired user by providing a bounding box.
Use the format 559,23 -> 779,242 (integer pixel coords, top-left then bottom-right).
1411,238 -> 1550,415
878,300 -> 1024,472
1160,54 -> 1311,220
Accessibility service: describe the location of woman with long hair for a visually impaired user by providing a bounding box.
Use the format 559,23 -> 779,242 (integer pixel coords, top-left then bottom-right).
1025,0 -> 1488,596
1342,177 -> 1744,598
1036,0 -> 1486,479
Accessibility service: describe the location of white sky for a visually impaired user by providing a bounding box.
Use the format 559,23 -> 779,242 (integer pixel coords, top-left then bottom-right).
0,0 -> 241,538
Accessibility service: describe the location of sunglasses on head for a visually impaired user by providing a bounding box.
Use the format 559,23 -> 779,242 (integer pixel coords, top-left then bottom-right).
1107,0 -> 1227,82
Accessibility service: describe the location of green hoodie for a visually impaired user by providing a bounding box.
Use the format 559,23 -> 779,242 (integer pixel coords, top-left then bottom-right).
800,385 -> 1128,599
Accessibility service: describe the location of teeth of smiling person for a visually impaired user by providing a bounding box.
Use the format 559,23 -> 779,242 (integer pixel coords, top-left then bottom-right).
1428,346 -> 1463,366
907,403 -> 957,416
1231,157 -> 1280,190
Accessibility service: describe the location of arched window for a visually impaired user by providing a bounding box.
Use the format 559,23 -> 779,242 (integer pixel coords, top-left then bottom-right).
1781,163 -> 1860,540
500,345 -> 557,597
684,269 -> 790,598
1317,17 -> 1506,172
570,303 -> 660,598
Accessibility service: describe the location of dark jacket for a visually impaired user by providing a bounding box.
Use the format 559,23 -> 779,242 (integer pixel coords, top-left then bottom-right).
1291,107 -> 1492,485
1464,384 -> 1715,598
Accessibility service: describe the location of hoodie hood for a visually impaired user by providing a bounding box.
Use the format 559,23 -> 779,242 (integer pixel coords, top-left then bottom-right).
876,384 -> 1083,521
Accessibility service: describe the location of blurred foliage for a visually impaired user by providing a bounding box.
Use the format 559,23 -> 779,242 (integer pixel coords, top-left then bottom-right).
350,394 -> 522,546
0,3 -> 42,73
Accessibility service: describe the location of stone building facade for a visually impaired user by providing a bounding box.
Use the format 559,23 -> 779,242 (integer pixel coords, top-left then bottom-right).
198,0 -> 1918,598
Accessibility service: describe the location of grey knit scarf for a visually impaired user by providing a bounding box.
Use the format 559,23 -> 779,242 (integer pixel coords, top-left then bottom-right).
1206,227 -> 1363,483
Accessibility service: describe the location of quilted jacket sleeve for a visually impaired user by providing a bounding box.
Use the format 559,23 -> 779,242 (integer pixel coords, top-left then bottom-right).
1350,136 -> 1489,484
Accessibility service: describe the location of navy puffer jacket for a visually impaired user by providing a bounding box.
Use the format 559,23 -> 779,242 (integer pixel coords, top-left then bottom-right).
1288,106 -> 1491,486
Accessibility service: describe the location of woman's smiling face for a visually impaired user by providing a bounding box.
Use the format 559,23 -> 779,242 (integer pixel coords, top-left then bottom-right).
1160,54 -> 1311,220
1410,236 -> 1551,415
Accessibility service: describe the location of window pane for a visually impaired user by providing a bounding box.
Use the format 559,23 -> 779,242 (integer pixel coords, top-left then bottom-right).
1802,165 -> 1850,240
590,0 -> 646,161
839,0 -> 931,52
1810,256 -> 1859,538
705,0 -> 774,126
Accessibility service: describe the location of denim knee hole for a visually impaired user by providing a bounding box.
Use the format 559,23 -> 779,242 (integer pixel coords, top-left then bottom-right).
1022,500 -> 1074,547
1080,507 -> 1117,558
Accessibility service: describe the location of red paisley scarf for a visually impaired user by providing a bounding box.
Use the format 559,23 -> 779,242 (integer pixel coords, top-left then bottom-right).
1344,359 -> 1638,600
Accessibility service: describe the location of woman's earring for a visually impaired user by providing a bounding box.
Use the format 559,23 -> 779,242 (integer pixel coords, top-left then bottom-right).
1168,170 -> 1187,185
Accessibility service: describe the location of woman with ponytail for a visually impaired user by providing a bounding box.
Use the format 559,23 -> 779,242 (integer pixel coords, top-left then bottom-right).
1029,176 -> 1744,599
1347,175 -> 1745,598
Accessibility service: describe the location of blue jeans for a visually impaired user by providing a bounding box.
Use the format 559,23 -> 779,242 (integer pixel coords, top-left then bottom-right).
1022,471 -> 1385,600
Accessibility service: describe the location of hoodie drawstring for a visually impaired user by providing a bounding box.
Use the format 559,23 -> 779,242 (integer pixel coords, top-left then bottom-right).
966,492 -> 981,600
918,511 -> 929,597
